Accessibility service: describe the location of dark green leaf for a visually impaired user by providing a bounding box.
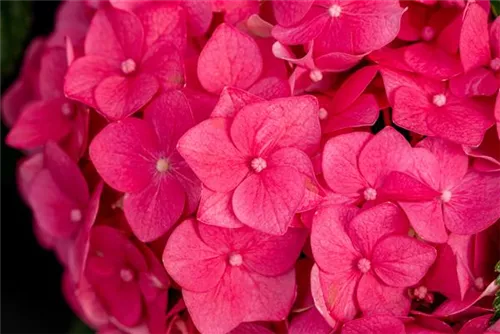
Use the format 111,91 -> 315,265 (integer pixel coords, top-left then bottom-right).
492,0 -> 500,17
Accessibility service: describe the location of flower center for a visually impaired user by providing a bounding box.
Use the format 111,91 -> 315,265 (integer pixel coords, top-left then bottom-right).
363,187 -> 377,201
70,209 -> 82,223
413,285 -> 428,299
251,157 -> 267,173
309,69 -> 323,82
228,253 -> 243,266
357,258 -> 371,273
490,57 -> 500,71
318,108 -> 328,120
441,190 -> 452,203
421,26 -> 435,41
328,4 -> 342,17
432,94 -> 446,107
61,103 -> 73,117
121,58 -> 137,75
120,268 -> 134,282
156,158 -> 170,173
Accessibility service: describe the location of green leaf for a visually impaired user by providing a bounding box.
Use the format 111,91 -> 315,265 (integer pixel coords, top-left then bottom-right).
69,318 -> 94,334
492,0 -> 500,17
0,2 -> 32,79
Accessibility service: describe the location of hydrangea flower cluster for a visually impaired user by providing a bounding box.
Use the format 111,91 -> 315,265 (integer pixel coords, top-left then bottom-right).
3,0 -> 500,333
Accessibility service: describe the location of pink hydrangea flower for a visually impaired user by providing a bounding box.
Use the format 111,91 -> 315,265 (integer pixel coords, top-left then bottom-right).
382,137 -> 500,243
310,203 -> 436,320
322,126 -> 413,204
163,219 -> 307,334
178,94 -> 321,235
341,315 -> 406,334
90,91 -> 201,242
64,6 -> 185,121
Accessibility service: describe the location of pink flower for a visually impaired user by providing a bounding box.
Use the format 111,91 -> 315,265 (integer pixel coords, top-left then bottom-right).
310,203 -> 436,320
163,219 -> 307,334
322,126 -> 413,204
177,94 -> 321,235
382,137 -> 500,243
64,6 -> 185,121
341,315 -> 406,334
288,307 -> 334,334
89,91 -> 201,242
272,0 -> 404,56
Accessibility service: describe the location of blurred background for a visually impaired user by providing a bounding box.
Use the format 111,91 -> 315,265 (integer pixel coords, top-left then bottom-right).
1,2 -> 77,333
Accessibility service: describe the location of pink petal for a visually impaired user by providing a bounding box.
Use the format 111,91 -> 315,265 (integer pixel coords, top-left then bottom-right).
449,67 -> 499,98
95,279 -> 142,327
169,155 -> 201,215
289,306 -> 333,334
459,2 -> 491,72
398,200 -> 448,244
403,43 -> 463,80
445,171 -> 500,235
89,118 -> 159,193
177,118 -> 248,193
458,315 -> 495,334
1,79 -> 34,127
380,171 -> 440,202
94,73 -> 159,121
232,165 -> 305,235
491,17 -> 500,57
84,7 -> 143,61
140,41 -> 185,91
17,153 -> 44,203
272,9 -> 329,46
322,131 -> 372,195
315,52 -> 365,72
198,187 -> 243,228
197,24 -> 263,94
183,268 -> 295,334
230,96 -> 321,156
248,76 -> 291,100
6,98 -> 73,150
357,273 -> 411,316
124,176 -> 186,242
333,66 -> 379,112
341,315 -> 406,334
319,268 -> 361,321
163,219 -> 226,293
372,235 -> 436,287
392,86 -> 434,136
272,0 -> 314,27
358,126 -> 413,188
348,203 -> 409,257
211,87 -> 264,119
38,47 -> 67,99
64,56 -> 119,108
183,0 -> 212,36
310,264 -> 339,329
230,323 -> 274,334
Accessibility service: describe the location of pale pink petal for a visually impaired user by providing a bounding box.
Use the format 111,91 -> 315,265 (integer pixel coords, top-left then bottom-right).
163,220 -> 226,293
198,187 -> 243,228
322,131 -> 372,195
124,176 -> 186,242
198,24 -> 263,94
459,2 -> 491,72
341,315 -> 406,334
372,235 -> 436,287
357,273 -> 411,316
177,118 -> 248,193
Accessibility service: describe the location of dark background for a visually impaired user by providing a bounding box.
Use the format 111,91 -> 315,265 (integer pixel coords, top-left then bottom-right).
1,2 -> 74,333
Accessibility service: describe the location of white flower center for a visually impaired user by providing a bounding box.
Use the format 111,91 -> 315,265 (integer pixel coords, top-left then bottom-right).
328,4 -> 342,17
156,158 -> 170,173
413,285 -> 428,299
121,58 -> 137,75
441,190 -> 452,203
363,187 -> 377,201
432,94 -> 446,107
309,69 -> 323,82
120,268 -> 134,282
228,253 -> 243,266
357,258 -> 371,273
251,157 -> 267,173
318,108 -> 328,120
421,26 -> 435,41
70,209 -> 82,223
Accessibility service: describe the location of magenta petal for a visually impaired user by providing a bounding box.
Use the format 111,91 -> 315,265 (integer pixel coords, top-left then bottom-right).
6,98 -> 72,150
392,86 -> 435,135
449,67 -> 499,98
183,0 -> 212,36
444,171 -> 500,235
322,131 -> 372,194
380,171 -> 440,202
197,24 -> 263,94
38,47 -> 67,99
97,279 -> 143,327
341,315 -> 406,334
372,235 -> 436,287
124,176 -> 186,242
163,220 -> 226,293
140,41 -> 185,91
333,66 -> 379,112
232,165 -> 305,235
248,76 -> 291,100
399,200 -> 448,244
356,273 -> 411,316
211,87 -> 264,119
272,11 -> 329,46
272,0 -> 314,27
319,268 -> 360,321
323,94 -> 380,134
94,73 -> 159,121
90,118 -> 159,193
310,264 -> 339,329
315,52 -> 365,72
177,118 -> 248,193
198,187 -> 243,228
348,203 -> 409,257
403,43 -> 463,80
459,3 -> 491,72
289,306 -> 334,334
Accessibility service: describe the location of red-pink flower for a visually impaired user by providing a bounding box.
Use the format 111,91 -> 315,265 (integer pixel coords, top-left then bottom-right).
341,315 -> 405,334
382,137 -> 500,243
310,203 -> 436,320
322,127 -> 413,204
163,219 -> 307,334
177,94 -> 321,235
64,6 -> 185,121
90,91 -> 201,242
